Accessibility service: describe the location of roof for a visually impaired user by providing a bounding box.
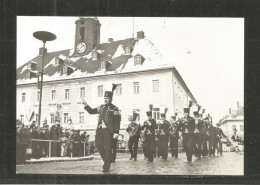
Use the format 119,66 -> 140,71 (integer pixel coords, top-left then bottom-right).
17,37 -> 171,84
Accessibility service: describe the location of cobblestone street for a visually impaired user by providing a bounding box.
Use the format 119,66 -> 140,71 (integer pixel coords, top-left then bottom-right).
16,151 -> 243,175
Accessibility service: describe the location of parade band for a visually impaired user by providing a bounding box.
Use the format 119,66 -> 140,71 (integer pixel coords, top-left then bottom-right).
82,84 -> 231,172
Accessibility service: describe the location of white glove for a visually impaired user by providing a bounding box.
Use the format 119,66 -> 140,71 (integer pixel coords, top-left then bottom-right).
82,98 -> 88,106
113,133 -> 119,139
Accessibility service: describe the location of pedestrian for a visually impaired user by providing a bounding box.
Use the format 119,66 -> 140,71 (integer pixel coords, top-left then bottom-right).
83,84 -> 121,172
80,131 -> 87,156
215,122 -> 227,155
66,130 -> 74,157
141,104 -> 158,162
179,101 -> 195,162
169,115 -> 180,158
157,108 -> 170,160
50,124 -> 59,157
231,130 -> 239,152
126,111 -> 141,161
30,122 -> 41,159
60,133 -> 67,157
193,108 -> 203,159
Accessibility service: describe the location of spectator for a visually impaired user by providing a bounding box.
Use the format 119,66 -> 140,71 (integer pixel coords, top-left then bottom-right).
50,123 -> 59,157
30,122 -> 41,159
17,122 -> 31,163
60,133 -> 68,157
66,130 -> 74,157
73,131 -> 82,157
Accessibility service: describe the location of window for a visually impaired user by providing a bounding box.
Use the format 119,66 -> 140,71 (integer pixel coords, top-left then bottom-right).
153,80 -> 159,92
133,109 -> 140,121
101,61 -> 106,70
63,66 -> 67,75
55,57 -> 60,65
80,87 -> 85,99
153,108 -> 160,121
232,125 -> 236,131
37,91 -> 40,101
134,56 -> 142,66
50,113 -> 55,123
65,89 -> 70,100
240,125 -> 244,132
79,112 -> 84,123
125,46 -> 131,55
51,90 -> 56,101
92,52 -> 97,60
25,72 -> 30,79
98,85 -> 103,97
80,27 -> 85,40
133,82 -> 140,94
27,63 -> 31,70
64,113 -> 68,123
116,84 -> 122,96
20,115 -> 24,123
22,93 -> 26,102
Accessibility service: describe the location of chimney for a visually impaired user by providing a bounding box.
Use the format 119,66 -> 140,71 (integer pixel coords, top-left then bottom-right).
39,47 -> 47,55
108,38 -> 113,43
237,101 -> 240,108
137,31 -> 145,39
229,108 -> 231,114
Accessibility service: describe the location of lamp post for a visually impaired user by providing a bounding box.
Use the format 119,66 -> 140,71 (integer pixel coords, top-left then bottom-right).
33,31 -> 56,127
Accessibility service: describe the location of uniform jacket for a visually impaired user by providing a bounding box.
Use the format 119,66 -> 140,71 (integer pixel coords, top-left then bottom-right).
216,127 -> 226,139
194,119 -> 204,133
169,122 -> 180,139
141,119 -> 157,141
85,103 -> 121,134
179,116 -> 195,134
207,126 -> 217,140
157,120 -> 171,137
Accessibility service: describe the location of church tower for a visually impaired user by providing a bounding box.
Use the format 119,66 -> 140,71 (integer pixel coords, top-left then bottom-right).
74,17 -> 101,56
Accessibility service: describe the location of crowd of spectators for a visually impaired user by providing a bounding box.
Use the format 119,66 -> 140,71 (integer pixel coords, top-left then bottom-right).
16,119 -> 95,164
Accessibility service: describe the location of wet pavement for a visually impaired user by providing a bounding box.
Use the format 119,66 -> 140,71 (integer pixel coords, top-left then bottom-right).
16,151 -> 243,175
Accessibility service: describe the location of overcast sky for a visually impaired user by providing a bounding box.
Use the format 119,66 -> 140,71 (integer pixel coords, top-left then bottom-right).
17,16 -> 244,122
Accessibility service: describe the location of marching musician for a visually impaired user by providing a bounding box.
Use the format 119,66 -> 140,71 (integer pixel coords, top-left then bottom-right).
83,84 -> 121,172
207,116 -> 217,157
179,101 -> 195,162
169,115 -> 180,158
215,122 -> 227,155
193,107 -> 204,159
156,108 -> 171,160
201,114 -> 209,157
141,104 -> 158,162
126,111 -> 141,161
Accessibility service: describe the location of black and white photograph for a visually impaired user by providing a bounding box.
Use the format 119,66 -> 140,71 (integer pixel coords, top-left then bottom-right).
16,16 -> 244,175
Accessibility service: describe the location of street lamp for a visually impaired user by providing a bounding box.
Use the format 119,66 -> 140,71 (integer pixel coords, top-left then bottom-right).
33,31 -> 56,127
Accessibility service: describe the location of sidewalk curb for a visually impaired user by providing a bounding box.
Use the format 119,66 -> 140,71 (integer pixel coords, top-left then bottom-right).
25,156 -> 94,164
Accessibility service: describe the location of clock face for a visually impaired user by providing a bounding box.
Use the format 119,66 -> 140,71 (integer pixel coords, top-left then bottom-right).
76,42 -> 87,54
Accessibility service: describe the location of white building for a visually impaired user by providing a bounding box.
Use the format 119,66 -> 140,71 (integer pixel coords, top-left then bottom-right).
16,17 -> 198,141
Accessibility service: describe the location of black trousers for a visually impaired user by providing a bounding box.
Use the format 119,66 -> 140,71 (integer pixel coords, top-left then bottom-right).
111,138 -> 118,162
208,138 -> 216,156
157,135 -> 169,159
202,134 -> 208,157
170,137 -> 179,158
182,133 -> 194,162
194,133 -> 203,158
128,136 -> 139,158
95,128 -> 112,170
143,139 -> 155,162
215,138 -> 223,155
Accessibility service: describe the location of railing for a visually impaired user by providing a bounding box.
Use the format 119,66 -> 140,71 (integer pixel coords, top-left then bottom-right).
31,139 -> 91,158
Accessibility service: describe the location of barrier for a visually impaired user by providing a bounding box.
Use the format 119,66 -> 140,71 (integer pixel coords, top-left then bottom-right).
31,139 -> 90,158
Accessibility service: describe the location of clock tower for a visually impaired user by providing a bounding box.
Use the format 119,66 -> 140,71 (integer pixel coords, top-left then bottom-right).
74,17 -> 101,56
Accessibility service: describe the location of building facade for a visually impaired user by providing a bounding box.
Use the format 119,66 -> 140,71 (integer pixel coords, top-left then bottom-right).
17,17 -> 198,141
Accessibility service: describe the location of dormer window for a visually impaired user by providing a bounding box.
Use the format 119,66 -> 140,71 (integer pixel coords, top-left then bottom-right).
125,46 -> 131,55
25,72 -> 30,79
27,63 -> 31,70
101,61 -> 106,70
55,57 -> 60,66
92,52 -> 97,60
134,55 -> 142,66
63,66 -> 67,75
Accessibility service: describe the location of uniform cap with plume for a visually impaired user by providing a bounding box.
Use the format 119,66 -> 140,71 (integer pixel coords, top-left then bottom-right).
149,104 -> 153,111
202,109 -> 205,114
164,108 -> 168,114
198,105 -> 201,112
189,100 -> 193,108
175,112 -> 178,116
